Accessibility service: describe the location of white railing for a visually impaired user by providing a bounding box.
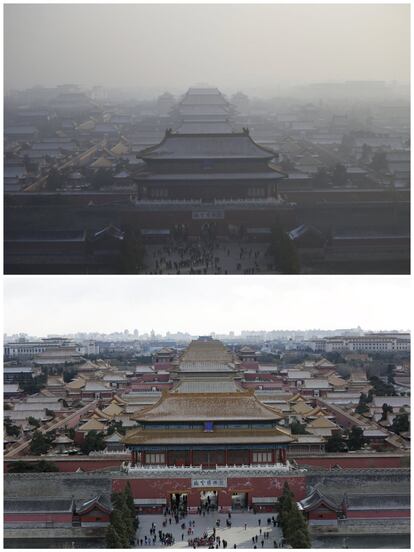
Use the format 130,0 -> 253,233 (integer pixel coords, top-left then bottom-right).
121,461 -> 293,476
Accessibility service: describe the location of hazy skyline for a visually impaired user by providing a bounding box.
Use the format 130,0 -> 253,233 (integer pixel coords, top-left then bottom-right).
4,4 -> 410,92
4,277 -> 411,336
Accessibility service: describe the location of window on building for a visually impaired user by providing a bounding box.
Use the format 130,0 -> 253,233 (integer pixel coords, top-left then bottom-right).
252,451 -> 273,463
145,452 -> 165,464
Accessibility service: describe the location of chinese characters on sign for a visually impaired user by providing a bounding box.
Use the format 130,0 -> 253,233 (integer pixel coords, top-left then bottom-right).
192,210 -> 225,220
191,478 -> 227,488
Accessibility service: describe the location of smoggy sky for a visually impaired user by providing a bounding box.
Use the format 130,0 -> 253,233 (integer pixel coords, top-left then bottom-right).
4,276 -> 411,336
4,3 -> 410,92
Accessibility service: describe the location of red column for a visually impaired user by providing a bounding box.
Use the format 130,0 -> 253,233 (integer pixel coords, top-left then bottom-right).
190,449 -> 193,466
225,449 -> 228,465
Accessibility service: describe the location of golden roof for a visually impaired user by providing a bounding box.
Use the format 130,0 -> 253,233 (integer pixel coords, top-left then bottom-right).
291,401 -> 314,415
66,377 -> 86,390
124,426 -> 293,446
90,156 -> 113,169
102,402 -> 123,417
77,119 -> 96,131
78,418 -> 106,432
111,141 -> 129,156
132,390 -> 284,422
306,417 -> 338,429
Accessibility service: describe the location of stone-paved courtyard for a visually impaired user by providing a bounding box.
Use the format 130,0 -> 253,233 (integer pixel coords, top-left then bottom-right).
135,512 -> 283,548
144,241 -> 276,275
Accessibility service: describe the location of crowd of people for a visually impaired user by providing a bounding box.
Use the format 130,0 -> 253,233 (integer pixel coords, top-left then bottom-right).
146,238 -> 273,275
136,510 -> 282,549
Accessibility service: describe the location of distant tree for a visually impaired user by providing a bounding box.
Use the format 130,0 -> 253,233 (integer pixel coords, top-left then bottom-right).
45,408 -> 55,419
4,417 -> 20,438
27,416 -> 40,428
91,168 -> 113,190
8,460 -> 59,473
332,163 -> 348,187
391,412 -> 409,435
290,420 -> 308,435
369,376 -> 396,396
370,151 -> 388,173
355,393 -> 370,415
68,428 -> 76,440
81,430 -> 106,455
347,426 -> 365,451
380,403 -> 393,421
359,143 -> 372,164
386,364 -> 395,385
278,482 -> 311,548
107,420 -> 126,436
119,225 -> 145,274
105,524 -> 122,548
63,366 -> 78,383
312,166 -> 330,189
45,168 -> 61,191
269,220 -> 300,274
325,433 -> 348,452
30,430 -> 51,455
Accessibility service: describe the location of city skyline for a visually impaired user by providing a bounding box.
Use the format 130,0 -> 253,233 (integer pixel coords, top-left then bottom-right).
4,276 -> 411,336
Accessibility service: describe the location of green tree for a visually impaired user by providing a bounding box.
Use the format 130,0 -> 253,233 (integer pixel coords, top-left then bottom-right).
380,403 -> 393,421
81,430 -> 106,455
278,482 -> 311,548
355,392 -> 370,415
46,168 -> 61,191
30,430 -> 51,455
119,225 -> 145,274
312,166 -> 330,188
332,163 -> 348,187
347,426 -> 365,451
4,417 -> 20,437
63,366 -> 79,383
325,433 -> 347,452
370,151 -> 388,173
290,420 -> 308,434
28,416 -> 40,428
269,220 -> 300,274
391,412 -> 409,435
8,460 -> 59,473
110,509 -> 130,548
105,524 -> 122,548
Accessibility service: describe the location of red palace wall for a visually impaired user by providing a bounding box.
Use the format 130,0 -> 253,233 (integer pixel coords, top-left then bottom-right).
309,509 -> 338,521
5,513 -> 73,523
4,457 -> 127,473
292,455 -> 403,469
346,510 -> 410,519
113,475 -> 307,512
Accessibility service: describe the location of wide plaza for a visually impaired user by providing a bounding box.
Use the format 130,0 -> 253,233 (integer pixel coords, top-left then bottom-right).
144,240 -> 274,275
135,512 -> 283,548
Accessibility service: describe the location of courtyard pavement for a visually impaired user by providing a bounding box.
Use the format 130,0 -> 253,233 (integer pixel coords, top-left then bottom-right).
144,241 -> 276,275
135,512 -> 283,548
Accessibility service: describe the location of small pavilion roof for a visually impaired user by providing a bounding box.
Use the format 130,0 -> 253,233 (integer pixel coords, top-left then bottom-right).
76,494 -> 112,515
298,487 -> 342,513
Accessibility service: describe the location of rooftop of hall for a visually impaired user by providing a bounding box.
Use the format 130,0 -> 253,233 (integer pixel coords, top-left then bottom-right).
176,120 -> 237,134
123,426 -> 293,446
130,388 -> 285,422
138,129 -> 276,160
172,379 -> 242,394
180,338 -> 235,364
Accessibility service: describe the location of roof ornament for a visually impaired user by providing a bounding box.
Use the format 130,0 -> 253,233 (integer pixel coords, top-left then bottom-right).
242,127 -> 250,135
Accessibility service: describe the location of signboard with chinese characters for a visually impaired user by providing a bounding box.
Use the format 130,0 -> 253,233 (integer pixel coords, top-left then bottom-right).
191,478 -> 227,488
192,210 -> 225,220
